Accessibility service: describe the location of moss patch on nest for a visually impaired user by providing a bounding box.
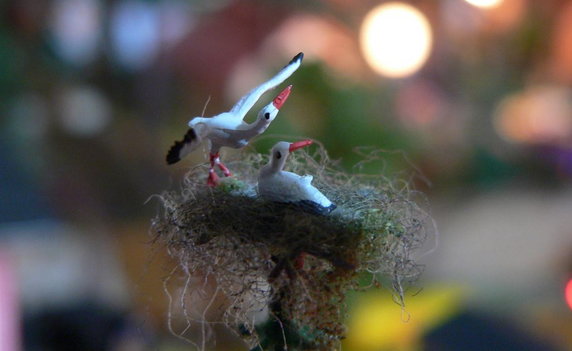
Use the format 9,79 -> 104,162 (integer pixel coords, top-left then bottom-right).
151,145 -> 432,350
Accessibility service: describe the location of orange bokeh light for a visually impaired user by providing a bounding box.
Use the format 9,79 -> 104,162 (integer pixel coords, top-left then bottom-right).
493,86 -> 572,145
566,279 -> 572,310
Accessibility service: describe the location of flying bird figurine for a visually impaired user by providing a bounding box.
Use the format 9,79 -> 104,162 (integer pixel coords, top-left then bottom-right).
258,140 -> 336,215
167,52 -> 304,186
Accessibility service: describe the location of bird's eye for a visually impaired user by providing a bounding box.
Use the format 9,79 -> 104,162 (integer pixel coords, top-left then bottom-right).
264,112 -> 270,120
276,151 -> 282,159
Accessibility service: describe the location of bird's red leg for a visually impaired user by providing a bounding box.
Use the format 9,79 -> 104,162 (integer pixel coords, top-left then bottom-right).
207,169 -> 219,187
218,162 -> 232,177
207,154 -> 219,187
212,152 -> 232,177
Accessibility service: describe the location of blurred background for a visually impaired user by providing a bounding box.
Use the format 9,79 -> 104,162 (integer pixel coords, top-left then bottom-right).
1,0 -> 572,350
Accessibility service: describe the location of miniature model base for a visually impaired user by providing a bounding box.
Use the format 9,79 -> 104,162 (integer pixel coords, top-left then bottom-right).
152,145 -> 433,350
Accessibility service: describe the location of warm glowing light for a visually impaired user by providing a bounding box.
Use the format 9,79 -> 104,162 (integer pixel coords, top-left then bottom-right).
360,3 -> 432,78
566,279 -> 572,310
494,86 -> 572,145
465,0 -> 503,8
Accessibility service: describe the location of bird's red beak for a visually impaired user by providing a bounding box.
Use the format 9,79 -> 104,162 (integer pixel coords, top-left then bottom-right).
272,85 -> 292,109
289,139 -> 313,152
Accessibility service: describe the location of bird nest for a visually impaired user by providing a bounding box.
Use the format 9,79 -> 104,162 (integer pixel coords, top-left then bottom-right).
151,144 -> 434,350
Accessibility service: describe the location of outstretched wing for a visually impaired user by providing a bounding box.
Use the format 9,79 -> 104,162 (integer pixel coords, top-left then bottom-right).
229,52 -> 303,119
166,123 -> 209,164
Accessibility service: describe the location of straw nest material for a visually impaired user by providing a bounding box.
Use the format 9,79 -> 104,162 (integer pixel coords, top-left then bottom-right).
151,144 -> 433,350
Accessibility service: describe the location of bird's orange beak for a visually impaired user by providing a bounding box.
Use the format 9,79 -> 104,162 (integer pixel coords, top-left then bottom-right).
272,85 -> 292,109
289,139 -> 313,152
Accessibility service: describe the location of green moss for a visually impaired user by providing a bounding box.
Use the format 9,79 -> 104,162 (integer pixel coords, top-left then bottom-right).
217,177 -> 249,194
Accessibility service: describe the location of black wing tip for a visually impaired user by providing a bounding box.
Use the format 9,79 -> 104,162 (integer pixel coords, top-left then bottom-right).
295,200 -> 336,216
166,128 -> 197,165
290,52 -> 304,65
183,128 -> 197,142
166,143 -> 182,164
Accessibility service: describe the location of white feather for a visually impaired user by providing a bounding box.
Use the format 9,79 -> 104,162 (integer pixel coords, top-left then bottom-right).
229,53 -> 303,119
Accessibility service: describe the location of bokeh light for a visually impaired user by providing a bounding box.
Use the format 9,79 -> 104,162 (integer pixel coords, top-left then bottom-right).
49,0 -> 101,66
494,86 -> 572,145
566,279 -> 572,310
360,2 -> 432,78
58,85 -> 112,137
110,0 -> 161,71
550,1 -> 572,83
395,79 -> 447,128
263,14 -> 364,80
465,0 -> 503,9
344,288 -> 464,350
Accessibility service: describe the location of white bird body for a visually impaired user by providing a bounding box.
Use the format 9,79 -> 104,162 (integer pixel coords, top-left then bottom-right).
182,91 -> 288,155
167,52 -> 303,186
258,141 -> 336,215
259,171 -> 332,208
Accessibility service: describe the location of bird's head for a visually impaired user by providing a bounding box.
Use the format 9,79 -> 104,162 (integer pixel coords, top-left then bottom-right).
271,139 -> 312,162
263,139 -> 312,173
258,85 -> 292,123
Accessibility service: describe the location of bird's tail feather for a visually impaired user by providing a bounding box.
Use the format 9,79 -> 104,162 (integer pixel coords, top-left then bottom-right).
166,128 -> 200,164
